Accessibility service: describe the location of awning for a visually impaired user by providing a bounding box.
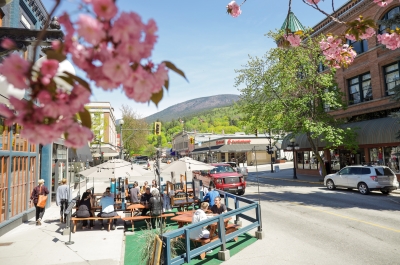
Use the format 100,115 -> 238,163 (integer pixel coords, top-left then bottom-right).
218,144 -> 269,152
68,143 -> 93,162
91,147 -> 119,157
281,117 -> 400,150
191,145 -> 223,154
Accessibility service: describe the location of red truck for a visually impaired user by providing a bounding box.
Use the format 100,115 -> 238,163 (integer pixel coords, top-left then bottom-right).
195,163 -> 246,195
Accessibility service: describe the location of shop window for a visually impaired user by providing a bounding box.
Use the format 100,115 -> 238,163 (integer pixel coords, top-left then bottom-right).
384,62 -> 400,96
379,7 -> 400,34
346,39 -> 368,54
348,73 -> 372,105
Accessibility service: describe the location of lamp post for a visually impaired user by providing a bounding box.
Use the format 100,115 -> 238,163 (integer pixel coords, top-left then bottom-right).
119,119 -> 124,160
287,138 -> 300,179
208,136 -> 211,163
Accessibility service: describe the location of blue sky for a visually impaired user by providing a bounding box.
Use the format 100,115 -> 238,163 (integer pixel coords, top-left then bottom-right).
41,0 -> 348,119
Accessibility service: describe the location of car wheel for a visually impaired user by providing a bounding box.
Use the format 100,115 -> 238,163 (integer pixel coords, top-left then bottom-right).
381,190 -> 391,195
326,179 -> 336,190
358,182 -> 369,195
237,190 -> 245,196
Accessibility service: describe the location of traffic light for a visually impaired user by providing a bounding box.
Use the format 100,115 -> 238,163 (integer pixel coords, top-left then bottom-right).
154,122 -> 161,135
190,137 -> 194,144
255,129 -> 258,137
266,146 -> 270,153
267,145 -> 273,154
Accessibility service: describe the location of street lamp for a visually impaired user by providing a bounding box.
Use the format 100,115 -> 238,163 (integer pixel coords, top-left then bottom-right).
287,138 -> 300,179
208,136 -> 211,163
119,119 -> 124,160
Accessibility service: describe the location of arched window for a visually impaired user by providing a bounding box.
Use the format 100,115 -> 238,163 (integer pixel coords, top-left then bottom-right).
379,6 -> 400,34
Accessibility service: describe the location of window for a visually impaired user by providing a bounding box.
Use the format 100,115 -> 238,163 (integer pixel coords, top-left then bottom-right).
384,62 -> 400,96
348,73 -> 372,105
318,62 -> 327,73
347,39 -> 368,54
379,7 -> 400,34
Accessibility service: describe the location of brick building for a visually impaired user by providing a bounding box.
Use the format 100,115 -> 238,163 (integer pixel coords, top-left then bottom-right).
281,0 -> 400,176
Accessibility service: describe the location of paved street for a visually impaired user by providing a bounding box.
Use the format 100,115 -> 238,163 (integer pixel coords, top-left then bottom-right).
223,163 -> 400,264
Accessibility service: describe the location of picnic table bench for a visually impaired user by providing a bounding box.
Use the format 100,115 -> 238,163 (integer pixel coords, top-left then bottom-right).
122,213 -> 175,230
71,216 -> 121,232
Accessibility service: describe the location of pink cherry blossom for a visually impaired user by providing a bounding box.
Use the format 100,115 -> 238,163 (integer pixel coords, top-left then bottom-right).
64,123 -> 94,149
102,57 -> 131,84
373,0 -> 393,7
320,36 -> 357,68
306,0 -> 321,4
377,32 -> 400,50
1,38 -> 15,49
285,33 -> 301,47
227,1 -> 242,18
0,53 -> 29,89
360,27 -> 376,39
76,14 -> 106,45
92,0 -> 118,20
41,59 -> 59,78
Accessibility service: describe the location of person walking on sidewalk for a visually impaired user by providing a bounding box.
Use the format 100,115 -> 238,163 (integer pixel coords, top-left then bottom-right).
56,178 -> 71,223
30,179 -> 49,226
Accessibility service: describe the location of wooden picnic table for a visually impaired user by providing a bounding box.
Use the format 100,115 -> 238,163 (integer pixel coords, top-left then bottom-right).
171,198 -> 198,211
171,212 -> 231,240
126,203 -> 146,217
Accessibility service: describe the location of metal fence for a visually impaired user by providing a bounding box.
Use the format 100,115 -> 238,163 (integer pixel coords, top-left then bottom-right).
161,190 -> 262,264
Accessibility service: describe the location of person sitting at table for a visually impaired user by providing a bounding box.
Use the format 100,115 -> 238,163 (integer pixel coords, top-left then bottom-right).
189,202 -> 211,240
129,181 -> 141,204
210,196 -> 227,215
103,187 -> 115,198
149,189 -> 164,228
76,192 -> 94,229
140,181 -> 149,194
98,188 -> 118,230
150,180 -> 159,193
140,187 -> 153,216
203,183 -> 219,207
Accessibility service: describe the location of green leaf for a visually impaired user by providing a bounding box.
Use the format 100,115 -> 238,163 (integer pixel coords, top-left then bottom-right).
162,61 -> 188,81
63,72 -> 91,92
151,88 -> 164,107
46,50 -> 66,62
164,78 -> 169,91
78,108 -> 92,129
57,75 -> 74,87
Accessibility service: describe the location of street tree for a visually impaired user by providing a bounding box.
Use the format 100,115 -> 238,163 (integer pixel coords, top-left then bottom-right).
235,31 -> 357,176
120,105 -> 149,158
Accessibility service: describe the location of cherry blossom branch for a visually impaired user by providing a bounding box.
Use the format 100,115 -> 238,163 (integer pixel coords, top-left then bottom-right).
302,0 -> 345,24
331,0 -> 336,13
31,0 -> 62,67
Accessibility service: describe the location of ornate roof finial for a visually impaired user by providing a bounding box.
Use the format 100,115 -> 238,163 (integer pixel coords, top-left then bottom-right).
49,17 -> 60,30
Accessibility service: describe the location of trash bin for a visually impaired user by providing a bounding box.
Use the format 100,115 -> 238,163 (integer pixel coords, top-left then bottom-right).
274,165 -> 280,172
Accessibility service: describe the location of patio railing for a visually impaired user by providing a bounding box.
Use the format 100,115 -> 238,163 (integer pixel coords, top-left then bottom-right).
161,190 -> 262,264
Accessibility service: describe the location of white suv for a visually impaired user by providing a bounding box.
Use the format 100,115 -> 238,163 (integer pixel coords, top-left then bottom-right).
324,165 -> 399,195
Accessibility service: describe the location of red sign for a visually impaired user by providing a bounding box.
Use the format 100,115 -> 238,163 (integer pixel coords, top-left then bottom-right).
216,140 -> 225,145
227,139 -> 251,145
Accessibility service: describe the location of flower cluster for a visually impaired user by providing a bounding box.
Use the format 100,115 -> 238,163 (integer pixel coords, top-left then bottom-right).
0,50 -> 93,147
319,36 -> 357,69
373,0 -> 393,7
59,0 -> 168,103
377,32 -> 400,50
0,0 -> 177,148
305,0 -> 321,4
284,33 -> 301,47
226,1 -> 242,18
345,16 -> 376,41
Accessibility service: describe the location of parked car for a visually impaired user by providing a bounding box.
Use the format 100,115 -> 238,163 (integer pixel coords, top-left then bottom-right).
324,165 -> 399,195
135,160 -> 148,169
225,161 -> 248,179
195,163 -> 246,195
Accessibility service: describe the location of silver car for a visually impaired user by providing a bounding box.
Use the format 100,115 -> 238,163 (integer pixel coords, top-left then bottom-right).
324,165 -> 399,195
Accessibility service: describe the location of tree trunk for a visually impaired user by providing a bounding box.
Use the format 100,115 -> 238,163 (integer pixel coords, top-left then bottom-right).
306,133 -> 326,177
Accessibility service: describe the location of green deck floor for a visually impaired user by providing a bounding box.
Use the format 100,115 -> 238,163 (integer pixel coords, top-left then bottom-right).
124,216 -> 257,265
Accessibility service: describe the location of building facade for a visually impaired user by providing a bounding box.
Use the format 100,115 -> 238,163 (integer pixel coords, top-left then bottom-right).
0,0 -> 49,236
86,102 -> 119,164
281,0 -> 400,177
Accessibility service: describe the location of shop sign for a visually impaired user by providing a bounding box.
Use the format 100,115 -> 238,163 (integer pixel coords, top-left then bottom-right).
216,140 -> 225,145
227,139 -> 251,145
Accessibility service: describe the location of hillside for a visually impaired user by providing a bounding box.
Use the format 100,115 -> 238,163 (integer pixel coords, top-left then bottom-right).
145,94 -> 240,122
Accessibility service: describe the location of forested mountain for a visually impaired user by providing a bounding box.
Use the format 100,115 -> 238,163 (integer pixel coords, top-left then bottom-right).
145,94 -> 240,122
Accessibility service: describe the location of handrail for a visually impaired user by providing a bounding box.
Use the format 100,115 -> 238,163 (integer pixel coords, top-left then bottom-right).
161,190 -> 262,264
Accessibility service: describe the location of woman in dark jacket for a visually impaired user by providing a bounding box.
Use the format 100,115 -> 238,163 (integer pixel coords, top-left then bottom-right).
76,192 -> 94,229
30,179 -> 49,226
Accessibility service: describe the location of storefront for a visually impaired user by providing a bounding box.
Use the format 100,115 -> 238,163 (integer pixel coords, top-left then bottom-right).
282,117 -> 400,176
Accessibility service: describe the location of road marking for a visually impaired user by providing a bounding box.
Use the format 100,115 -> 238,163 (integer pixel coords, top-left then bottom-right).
260,194 -> 400,233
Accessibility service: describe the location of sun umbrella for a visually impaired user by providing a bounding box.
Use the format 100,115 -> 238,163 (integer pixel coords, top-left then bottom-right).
161,157 -> 214,174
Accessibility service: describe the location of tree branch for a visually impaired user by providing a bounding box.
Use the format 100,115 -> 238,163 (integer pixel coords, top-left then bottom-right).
302,0 -> 345,25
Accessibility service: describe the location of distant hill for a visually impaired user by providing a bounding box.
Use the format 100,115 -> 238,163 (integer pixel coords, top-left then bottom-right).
145,94 -> 240,122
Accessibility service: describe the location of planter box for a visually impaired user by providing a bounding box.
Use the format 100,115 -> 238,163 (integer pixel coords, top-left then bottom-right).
275,160 -> 287,164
